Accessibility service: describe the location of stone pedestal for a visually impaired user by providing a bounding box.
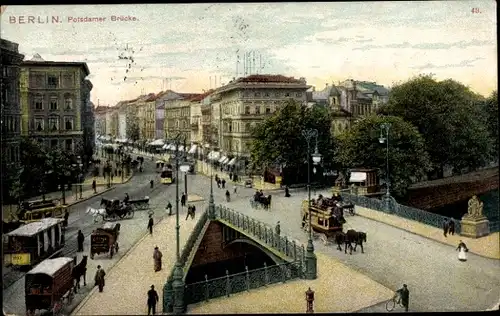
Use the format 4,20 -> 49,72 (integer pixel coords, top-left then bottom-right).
460,217 -> 490,238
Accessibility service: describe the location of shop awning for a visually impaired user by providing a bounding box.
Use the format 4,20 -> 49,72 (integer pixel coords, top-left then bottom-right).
178,145 -> 184,152
227,158 -> 237,166
349,172 -> 367,182
162,144 -> 169,150
204,143 -> 211,148
188,145 -> 197,154
209,151 -> 220,161
219,156 -> 227,163
221,157 -> 230,164
149,139 -> 165,146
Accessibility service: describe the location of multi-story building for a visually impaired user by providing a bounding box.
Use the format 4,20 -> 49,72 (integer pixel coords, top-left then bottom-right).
105,107 -> 118,138
154,90 -> 170,139
1,39 -> 24,166
200,93 -> 213,146
19,54 -> 92,154
208,74 -> 310,165
117,101 -> 127,141
309,83 -> 352,137
81,80 -> 95,157
144,94 -> 157,140
337,79 -> 389,116
164,92 -> 200,143
1,39 -> 24,202
94,106 -> 110,137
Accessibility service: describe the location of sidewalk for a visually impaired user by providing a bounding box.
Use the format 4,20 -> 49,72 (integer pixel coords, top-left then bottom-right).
187,252 -> 394,314
71,212 -> 199,315
355,205 -> 500,259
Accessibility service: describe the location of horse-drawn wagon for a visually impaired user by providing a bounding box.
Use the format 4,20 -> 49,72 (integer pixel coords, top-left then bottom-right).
250,191 -> 272,210
100,197 -> 134,220
90,222 -> 120,259
25,257 -> 75,316
127,196 -> 150,210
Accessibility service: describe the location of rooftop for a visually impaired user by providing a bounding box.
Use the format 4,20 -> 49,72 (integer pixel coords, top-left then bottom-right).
7,218 -> 64,237
27,257 -> 73,276
234,74 -> 305,84
22,54 -> 90,76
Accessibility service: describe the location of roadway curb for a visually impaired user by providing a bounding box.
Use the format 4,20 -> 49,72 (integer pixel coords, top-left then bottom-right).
66,187 -> 116,210
70,214 -> 168,316
354,208 -> 499,260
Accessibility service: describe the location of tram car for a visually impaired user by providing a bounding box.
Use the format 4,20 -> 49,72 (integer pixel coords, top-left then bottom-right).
4,218 -> 66,268
300,196 -> 346,239
25,257 -> 75,316
160,164 -> 175,184
17,199 -> 67,224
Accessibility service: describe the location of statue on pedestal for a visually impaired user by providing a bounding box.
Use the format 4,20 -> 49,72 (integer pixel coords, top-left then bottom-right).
463,195 -> 484,220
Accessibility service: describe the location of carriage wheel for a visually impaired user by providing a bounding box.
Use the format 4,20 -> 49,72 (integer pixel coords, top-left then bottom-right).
110,247 -> 114,258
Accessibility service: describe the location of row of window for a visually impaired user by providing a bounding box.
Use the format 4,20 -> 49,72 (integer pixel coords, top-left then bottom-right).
242,91 -> 302,98
2,116 -> 20,133
32,95 -> 74,111
29,73 -> 75,89
31,116 -> 74,132
223,121 -> 258,133
221,138 -> 252,153
3,145 -> 21,163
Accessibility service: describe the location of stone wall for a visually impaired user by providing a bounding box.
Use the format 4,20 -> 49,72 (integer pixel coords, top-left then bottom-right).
407,175 -> 499,210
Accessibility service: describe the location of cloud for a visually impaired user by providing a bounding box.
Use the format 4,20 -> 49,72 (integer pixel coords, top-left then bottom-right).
411,57 -> 485,70
316,36 -> 351,44
353,39 -> 494,51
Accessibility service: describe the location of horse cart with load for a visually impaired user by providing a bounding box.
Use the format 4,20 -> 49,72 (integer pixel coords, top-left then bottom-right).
25,257 -> 75,316
100,198 -> 134,220
127,196 -> 150,210
90,222 -> 121,259
301,194 -> 346,239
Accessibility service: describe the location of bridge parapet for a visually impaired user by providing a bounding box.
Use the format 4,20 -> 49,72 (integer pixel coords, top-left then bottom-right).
342,192 -> 462,234
216,205 -> 306,263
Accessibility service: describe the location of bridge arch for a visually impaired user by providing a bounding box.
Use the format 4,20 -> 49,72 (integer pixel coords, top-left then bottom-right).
224,238 -> 285,265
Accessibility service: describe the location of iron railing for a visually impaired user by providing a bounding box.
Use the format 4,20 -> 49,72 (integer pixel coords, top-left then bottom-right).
341,193 -> 462,234
184,261 -> 302,305
216,206 -> 306,263
180,211 -> 209,267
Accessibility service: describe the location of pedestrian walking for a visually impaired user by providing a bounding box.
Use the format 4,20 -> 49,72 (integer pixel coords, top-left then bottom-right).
229,172 -> 233,181
150,179 -> 154,188
442,218 -> 449,237
77,230 -> 85,252
186,205 -> 195,220
217,178 -> 221,189
225,190 -> 231,202
92,179 -> 97,193
233,186 -> 237,194
285,186 -> 291,197
94,265 -> 106,292
153,246 -> 163,272
147,285 -> 159,315
181,193 -> 186,207
63,209 -> 69,227
215,174 -> 219,183
457,240 -> 468,262
275,221 -> 281,236
396,284 -> 409,312
148,214 -> 154,234
448,218 -> 455,235
221,179 -> 226,189
165,201 -> 173,216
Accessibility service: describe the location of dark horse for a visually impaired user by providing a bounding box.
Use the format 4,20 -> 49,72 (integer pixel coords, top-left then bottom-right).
72,255 -> 88,293
100,198 -> 130,218
345,229 -> 367,255
333,232 -> 348,252
259,195 -> 272,210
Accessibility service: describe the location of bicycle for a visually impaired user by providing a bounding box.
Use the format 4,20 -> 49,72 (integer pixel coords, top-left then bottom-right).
386,293 -> 405,312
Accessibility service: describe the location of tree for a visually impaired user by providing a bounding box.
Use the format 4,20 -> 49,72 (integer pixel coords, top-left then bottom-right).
250,99 -> 336,183
127,122 -> 140,142
19,137 -> 50,197
335,115 -> 432,198
483,91 -> 498,160
378,75 -> 493,177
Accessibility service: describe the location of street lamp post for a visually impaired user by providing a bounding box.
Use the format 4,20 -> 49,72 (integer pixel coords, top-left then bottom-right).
301,128 -> 321,280
172,133 -> 189,314
379,123 -> 391,197
183,139 -> 188,201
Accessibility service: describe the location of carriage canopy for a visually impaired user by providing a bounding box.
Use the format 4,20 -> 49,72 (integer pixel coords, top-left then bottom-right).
27,257 -> 73,277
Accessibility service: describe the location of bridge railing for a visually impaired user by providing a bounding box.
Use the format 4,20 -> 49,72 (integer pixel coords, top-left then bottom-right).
180,210 -> 209,268
216,205 -> 306,264
185,261 -> 302,305
341,193 -> 462,234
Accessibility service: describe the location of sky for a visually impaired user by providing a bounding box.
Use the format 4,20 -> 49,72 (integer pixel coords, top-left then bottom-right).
1,1 -> 497,106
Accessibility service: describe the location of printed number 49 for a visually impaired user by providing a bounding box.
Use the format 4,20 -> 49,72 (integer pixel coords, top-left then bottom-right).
471,8 -> 480,13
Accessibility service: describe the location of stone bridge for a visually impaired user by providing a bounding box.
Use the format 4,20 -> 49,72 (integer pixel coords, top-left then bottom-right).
406,167 -> 499,210
163,198 -> 306,313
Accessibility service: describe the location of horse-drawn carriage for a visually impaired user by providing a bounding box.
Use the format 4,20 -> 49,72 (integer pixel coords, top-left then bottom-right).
25,257 -> 75,316
300,195 -> 367,255
250,192 -> 272,210
100,198 -> 134,220
90,222 -> 120,259
127,196 -> 150,210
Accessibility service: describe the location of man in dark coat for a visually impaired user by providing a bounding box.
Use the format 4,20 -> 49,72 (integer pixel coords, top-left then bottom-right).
165,201 -> 173,216
396,284 -> 409,312
148,215 -> 154,235
92,179 -> 97,193
94,265 -> 106,292
150,179 -> 154,188
181,193 -> 186,207
221,178 -> 226,189
63,210 -> 69,227
442,218 -> 449,237
448,219 -> 455,235
285,186 -> 290,197
147,285 -> 159,315
77,230 -> 85,252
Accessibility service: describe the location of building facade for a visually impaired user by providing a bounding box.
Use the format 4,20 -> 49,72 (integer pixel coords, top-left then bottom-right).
1,39 -> 24,166
164,92 -> 200,143
19,54 -> 91,154
81,80 -> 95,157
94,106 -> 110,137
209,75 -> 310,162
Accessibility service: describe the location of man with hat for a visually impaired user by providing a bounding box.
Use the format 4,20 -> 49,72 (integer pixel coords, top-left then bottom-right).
147,285 -> 159,315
